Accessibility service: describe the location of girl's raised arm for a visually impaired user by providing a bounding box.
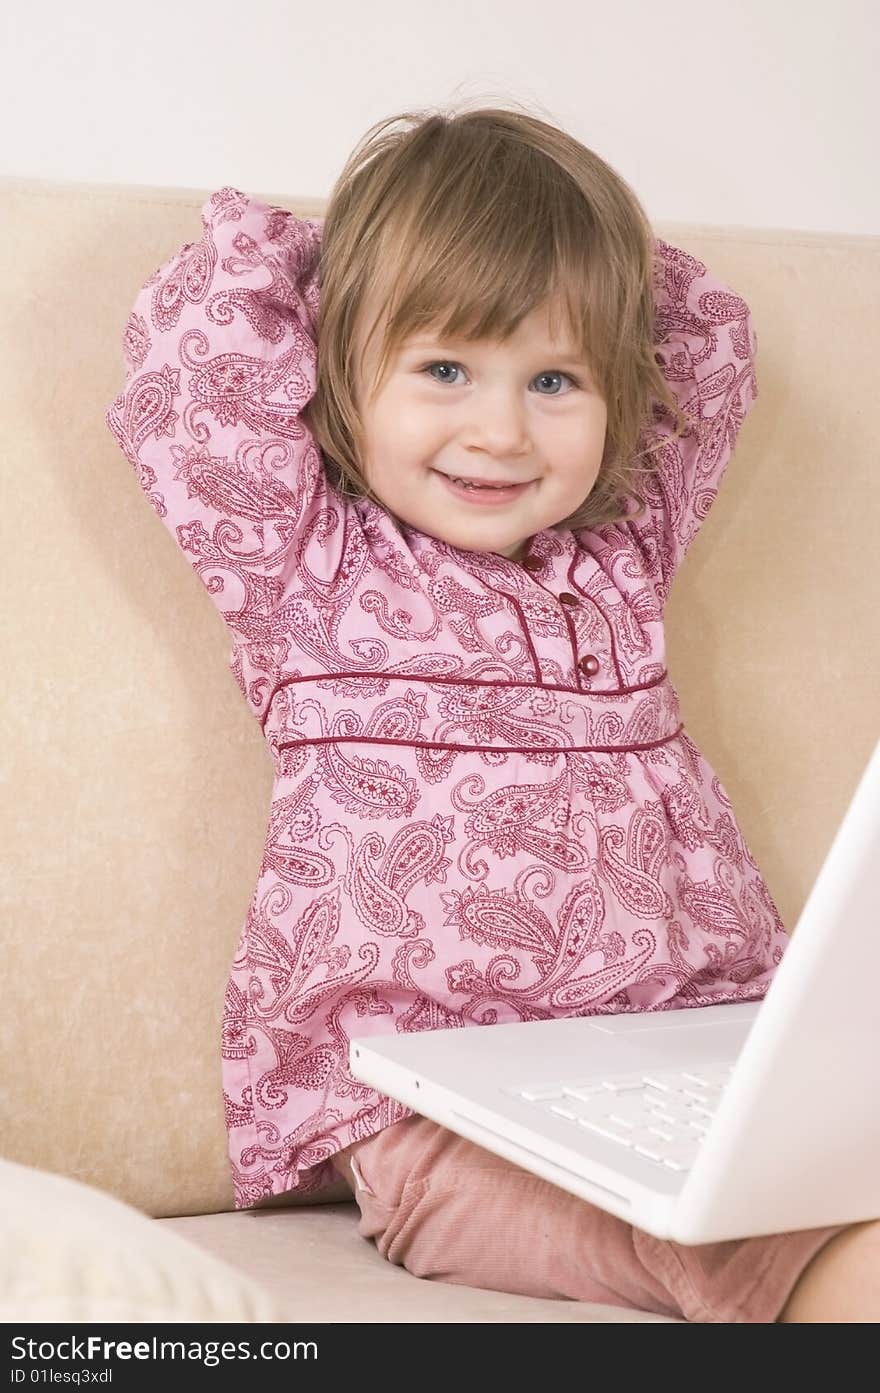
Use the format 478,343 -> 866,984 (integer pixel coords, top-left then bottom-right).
104,187 -> 328,644
636,237 -> 760,607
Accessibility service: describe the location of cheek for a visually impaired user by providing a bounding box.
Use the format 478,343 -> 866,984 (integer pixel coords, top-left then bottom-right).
570,407 -> 607,457
553,417 -> 604,461
378,398 -> 439,456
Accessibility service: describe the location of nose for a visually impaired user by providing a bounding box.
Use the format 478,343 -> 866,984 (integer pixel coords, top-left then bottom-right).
461,385 -> 530,458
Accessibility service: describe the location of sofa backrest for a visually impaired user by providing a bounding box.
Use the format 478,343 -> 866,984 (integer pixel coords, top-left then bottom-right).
2,177 -> 877,1218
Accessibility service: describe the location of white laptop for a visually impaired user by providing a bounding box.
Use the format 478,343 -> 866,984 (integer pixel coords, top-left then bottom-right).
350,737 -> 880,1244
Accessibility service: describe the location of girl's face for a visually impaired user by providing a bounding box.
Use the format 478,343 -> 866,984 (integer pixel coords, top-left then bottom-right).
351,297 -> 608,563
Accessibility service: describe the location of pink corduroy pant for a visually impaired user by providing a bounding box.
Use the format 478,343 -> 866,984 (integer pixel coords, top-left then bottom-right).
332,1115 -> 844,1323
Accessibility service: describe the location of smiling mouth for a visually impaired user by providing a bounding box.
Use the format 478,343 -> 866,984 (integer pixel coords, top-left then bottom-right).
437,472 -> 534,491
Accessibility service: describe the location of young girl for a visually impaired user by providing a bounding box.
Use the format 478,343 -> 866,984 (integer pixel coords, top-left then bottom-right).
105,104 -> 879,1322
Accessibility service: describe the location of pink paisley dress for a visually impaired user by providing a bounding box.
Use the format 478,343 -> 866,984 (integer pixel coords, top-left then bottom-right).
105,186 -> 789,1208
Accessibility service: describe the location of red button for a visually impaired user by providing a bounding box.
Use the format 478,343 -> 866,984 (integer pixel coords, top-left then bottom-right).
578,654 -> 600,677
559,592 -> 579,607
522,555 -> 543,573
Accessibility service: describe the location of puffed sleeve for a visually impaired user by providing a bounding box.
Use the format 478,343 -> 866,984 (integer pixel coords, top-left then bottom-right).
104,186 -> 327,643
632,236 -> 760,607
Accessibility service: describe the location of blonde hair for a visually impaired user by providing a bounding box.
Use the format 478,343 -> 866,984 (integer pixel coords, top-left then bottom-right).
304,100 -> 697,533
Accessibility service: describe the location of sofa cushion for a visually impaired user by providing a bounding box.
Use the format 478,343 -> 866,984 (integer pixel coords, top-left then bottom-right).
0,1157 -> 285,1323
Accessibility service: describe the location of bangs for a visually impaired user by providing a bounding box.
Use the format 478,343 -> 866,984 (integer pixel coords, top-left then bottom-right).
360,136 -> 611,403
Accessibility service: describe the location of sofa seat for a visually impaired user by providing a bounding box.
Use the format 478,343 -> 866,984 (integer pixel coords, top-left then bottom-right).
159,1207 -> 678,1322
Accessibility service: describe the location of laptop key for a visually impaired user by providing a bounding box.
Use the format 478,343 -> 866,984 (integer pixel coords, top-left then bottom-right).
641,1073 -> 674,1092
634,1142 -> 664,1161
598,1095 -> 654,1122
600,1072 -> 652,1092
647,1124 -> 676,1141
647,1107 -> 680,1128
517,1085 -> 565,1101
549,1101 -> 579,1120
578,1117 -> 635,1145
562,1081 -> 607,1101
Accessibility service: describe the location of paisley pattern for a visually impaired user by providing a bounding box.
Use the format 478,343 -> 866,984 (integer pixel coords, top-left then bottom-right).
105,187 -> 788,1208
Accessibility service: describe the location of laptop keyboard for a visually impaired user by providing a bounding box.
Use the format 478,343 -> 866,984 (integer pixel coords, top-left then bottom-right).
510,1061 -> 735,1172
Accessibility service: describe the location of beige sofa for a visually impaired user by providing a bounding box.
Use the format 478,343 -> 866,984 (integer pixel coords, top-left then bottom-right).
2,177 -> 877,1323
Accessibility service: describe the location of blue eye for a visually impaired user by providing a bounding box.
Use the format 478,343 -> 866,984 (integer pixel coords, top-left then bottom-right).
423,362 -> 464,385
533,371 -> 576,394
421,362 -> 577,393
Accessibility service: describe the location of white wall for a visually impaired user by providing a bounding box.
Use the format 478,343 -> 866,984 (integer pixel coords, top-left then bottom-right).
2,0 -> 876,234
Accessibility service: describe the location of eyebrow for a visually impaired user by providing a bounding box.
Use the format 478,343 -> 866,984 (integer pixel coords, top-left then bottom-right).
401,338 -> 591,365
